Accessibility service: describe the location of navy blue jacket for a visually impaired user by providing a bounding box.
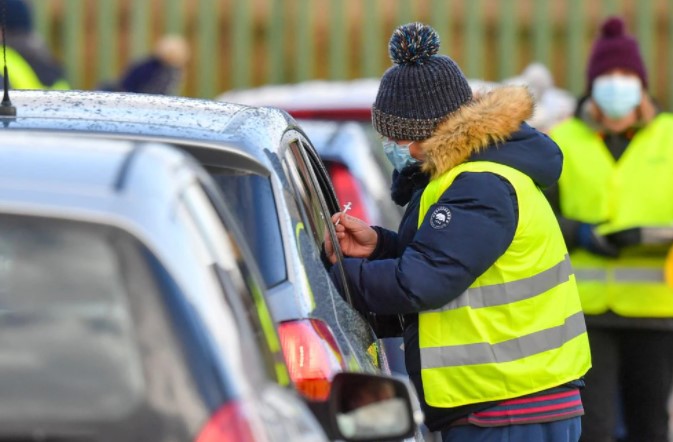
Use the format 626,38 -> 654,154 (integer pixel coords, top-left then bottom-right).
332,87 -> 565,430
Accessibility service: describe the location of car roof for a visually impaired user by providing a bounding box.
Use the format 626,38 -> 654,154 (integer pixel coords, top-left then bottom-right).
217,79 -> 381,121
216,78 -> 500,121
218,79 -> 381,112
7,89 -> 272,132
0,131 -> 137,191
0,130 -> 189,225
2,90 -> 296,174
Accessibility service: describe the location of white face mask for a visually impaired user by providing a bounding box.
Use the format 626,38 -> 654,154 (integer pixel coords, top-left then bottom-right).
591,75 -> 642,119
382,138 -> 419,172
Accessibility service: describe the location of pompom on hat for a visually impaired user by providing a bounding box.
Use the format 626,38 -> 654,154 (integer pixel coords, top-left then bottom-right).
587,16 -> 647,90
372,22 -> 473,141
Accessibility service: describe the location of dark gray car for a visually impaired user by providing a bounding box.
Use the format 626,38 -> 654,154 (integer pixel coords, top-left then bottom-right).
1,90 -> 394,404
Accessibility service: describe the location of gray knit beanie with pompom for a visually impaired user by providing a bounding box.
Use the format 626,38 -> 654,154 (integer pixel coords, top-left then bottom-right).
372,22 -> 473,141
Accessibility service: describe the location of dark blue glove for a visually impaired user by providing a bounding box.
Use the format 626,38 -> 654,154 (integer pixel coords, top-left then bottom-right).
605,228 -> 641,248
577,223 -> 619,258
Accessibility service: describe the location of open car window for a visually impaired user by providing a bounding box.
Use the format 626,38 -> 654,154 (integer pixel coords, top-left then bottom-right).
281,135 -> 352,305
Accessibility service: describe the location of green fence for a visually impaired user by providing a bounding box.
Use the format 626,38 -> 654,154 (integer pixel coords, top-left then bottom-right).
31,0 -> 673,109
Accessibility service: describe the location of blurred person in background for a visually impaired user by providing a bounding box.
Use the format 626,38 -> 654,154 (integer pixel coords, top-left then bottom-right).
325,22 -> 591,442
547,16 -> 673,442
0,0 -> 69,90
99,35 -> 189,95
503,62 -> 577,133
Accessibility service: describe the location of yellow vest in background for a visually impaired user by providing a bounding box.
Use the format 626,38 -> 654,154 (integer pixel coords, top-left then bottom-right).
4,47 -> 69,90
416,161 -> 591,408
551,115 -> 673,317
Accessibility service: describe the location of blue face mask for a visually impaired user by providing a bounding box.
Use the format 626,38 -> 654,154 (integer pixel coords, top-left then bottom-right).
591,75 -> 642,119
382,139 -> 419,172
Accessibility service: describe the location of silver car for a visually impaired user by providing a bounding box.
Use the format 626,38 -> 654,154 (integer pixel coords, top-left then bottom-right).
0,132 -> 333,441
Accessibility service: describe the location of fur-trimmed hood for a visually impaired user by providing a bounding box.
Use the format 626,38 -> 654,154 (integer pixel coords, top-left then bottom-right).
419,85 -> 563,188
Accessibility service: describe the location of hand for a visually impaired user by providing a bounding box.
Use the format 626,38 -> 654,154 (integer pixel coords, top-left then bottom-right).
323,228 -> 338,265
605,228 -> 641,248
331,212 -> 378,259
577,223 -> 619,258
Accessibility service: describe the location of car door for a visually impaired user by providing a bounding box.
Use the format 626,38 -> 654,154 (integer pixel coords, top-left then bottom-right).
279,129 -> 387,372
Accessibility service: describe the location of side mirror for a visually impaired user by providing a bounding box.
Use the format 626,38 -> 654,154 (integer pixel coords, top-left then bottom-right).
307,372 -> 422,441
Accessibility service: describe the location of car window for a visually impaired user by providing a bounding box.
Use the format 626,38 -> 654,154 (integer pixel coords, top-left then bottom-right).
284,140 -> 329,248
300,139 -> 341,216
281,136 -> 353,305
206,168 -> 287,288
0,215 -> 145,422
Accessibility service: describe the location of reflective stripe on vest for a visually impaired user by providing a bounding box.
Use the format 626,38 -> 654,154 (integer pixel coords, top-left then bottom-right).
4,47 -> 70,90
417,161 -> 591,408
575,267 -> 664,283
421,311 -> 586,369
551,115 -> 673,317
429,254 -> 573,312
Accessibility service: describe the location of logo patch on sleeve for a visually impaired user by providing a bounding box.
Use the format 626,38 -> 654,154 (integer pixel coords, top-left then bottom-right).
429,206 -> 452,229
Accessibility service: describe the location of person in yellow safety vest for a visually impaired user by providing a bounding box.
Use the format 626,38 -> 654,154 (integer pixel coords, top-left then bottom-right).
323,22 -> 591,442
546,16 -> 673,442
0,0 -> 70,90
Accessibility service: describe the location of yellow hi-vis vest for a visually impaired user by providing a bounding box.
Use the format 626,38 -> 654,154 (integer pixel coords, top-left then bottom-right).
4,47 -> 69,90
551,115 -> 673,317
417,161 -> 591,408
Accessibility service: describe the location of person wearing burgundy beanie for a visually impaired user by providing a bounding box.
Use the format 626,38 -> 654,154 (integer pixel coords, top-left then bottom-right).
547,16 -> 673,442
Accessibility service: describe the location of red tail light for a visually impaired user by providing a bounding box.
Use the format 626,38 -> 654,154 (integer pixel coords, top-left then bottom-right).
327,162 -> 369,223
196,401 -> 260,442
278,319 -> 346,401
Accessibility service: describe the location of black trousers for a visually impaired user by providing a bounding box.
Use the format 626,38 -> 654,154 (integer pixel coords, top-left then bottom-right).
580,327 -> 673,442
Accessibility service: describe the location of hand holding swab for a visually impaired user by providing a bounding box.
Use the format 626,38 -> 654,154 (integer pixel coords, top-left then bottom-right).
334,202 -> 352,226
